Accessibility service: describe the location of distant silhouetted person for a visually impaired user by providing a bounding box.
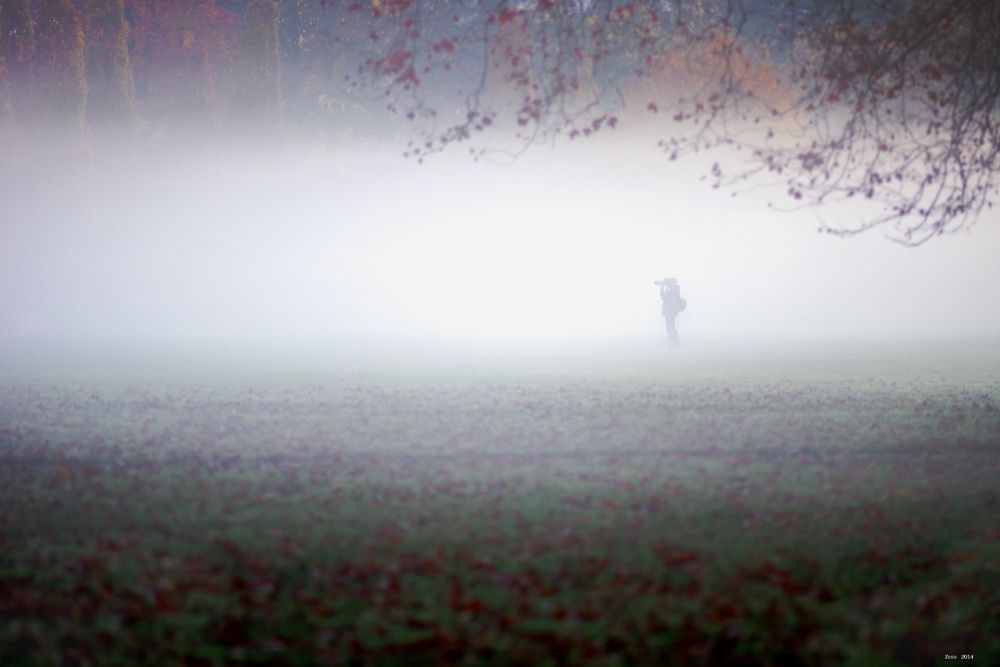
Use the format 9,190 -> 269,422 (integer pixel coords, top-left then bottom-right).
655,277 -> 686,346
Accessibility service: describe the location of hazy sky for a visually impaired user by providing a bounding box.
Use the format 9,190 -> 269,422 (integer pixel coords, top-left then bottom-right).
2,134 -> 999,342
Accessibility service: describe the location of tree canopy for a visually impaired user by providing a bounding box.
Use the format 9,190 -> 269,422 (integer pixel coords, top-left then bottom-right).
2,0 -> 996,244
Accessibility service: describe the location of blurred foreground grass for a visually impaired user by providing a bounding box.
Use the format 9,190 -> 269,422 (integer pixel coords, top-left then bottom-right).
1,342 -> 998,665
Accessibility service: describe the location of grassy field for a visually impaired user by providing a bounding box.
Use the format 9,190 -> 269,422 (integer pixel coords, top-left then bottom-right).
1,341 -> 998,666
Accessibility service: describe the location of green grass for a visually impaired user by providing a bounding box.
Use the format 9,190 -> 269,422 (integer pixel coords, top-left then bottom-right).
1,343 -> 998,665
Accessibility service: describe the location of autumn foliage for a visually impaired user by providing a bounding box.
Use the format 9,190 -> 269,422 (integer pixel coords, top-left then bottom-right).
1,0 -> 996,241
625,32 -> 792,143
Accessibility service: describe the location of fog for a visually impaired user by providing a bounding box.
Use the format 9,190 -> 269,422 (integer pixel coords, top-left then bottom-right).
3,133 -> 999,345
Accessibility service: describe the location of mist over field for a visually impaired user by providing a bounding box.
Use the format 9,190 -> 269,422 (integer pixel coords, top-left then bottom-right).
3,130 -> 999,667
3,1 -> 1000,665
3,131 -> 999,345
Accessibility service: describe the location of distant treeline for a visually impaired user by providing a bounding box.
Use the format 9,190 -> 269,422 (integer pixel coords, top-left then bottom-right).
0,0 -> 370,142
0,0 -> 792,145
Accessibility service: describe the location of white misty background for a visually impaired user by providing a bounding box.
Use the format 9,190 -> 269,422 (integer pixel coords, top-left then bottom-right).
3,135 -> 999,343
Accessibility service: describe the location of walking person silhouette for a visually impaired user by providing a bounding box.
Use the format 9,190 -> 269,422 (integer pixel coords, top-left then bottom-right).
655,277 -> 686,346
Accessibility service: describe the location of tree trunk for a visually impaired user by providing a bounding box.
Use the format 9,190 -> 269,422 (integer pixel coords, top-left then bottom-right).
34,0 -> 88,138
238,0 -> 282,131
84,0 -> 135,127
0,0 -> 35,124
